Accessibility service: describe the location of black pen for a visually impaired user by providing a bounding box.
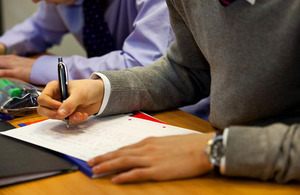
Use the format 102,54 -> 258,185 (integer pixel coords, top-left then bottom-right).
58,57 -> 70,128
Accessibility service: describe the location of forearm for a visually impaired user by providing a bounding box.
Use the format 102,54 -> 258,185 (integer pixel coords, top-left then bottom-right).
0,2 -> 67,56
0,19 -> 45,55
30,48 -> 161,85
97,54 -> 210,116
224,123 -> 300,183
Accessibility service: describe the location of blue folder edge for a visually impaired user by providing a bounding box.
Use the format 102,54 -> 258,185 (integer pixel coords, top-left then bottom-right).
61,154 -> 94,178
61,154 -> 118,178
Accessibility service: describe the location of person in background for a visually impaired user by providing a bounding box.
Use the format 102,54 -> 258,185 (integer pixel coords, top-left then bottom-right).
0,0 -> 173,85
37,0 -> 300,184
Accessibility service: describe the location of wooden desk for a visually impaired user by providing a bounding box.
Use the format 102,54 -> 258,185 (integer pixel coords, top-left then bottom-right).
1,110 -> 299,194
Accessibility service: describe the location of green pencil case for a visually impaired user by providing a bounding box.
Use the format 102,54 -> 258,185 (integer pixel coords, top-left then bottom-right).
0,78 -> 42,116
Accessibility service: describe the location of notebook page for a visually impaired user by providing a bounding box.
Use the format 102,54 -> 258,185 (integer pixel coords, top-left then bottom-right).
1,114 -> 200,161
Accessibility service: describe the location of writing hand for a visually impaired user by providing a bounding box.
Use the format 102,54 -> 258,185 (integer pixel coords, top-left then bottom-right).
37,79 -> 104,123
0,55 -> 35,83
88,133 -> 215,184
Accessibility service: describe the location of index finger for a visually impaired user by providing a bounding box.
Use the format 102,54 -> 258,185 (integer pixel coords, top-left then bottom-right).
37,81 -> 61,110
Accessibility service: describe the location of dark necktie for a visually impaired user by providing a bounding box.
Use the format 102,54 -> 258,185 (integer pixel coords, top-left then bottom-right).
82,0 -> 114,58
219,0 -> 236,6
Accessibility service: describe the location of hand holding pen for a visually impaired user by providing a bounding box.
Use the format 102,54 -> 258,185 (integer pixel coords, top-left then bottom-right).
37,64 -> 105,124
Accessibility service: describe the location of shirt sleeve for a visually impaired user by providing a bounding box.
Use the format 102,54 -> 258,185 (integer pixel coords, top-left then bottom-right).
30,0 -> 174,85
0,2 -> 69,55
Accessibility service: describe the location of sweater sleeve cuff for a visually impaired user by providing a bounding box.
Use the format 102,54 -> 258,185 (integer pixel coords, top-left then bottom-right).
220,128 -> 229,174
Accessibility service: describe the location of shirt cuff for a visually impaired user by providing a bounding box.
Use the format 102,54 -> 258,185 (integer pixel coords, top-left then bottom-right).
220,128 -> 229,174
90,72 -> 111,116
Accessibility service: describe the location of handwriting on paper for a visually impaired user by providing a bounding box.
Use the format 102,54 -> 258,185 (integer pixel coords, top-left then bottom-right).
1,114 -> 199,161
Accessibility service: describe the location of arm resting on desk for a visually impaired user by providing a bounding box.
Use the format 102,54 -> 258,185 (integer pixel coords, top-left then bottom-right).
225,123 -> 300,183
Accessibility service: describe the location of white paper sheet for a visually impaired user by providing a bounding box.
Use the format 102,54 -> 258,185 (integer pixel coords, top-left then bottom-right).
1,114 -> 200,161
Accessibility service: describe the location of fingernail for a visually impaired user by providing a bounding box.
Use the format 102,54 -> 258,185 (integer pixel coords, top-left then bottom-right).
111,177 -> 118,183
93,166 -> 99,173
73,113 -> 81,121
58,109 -> 68,117
87,159 -> 94,166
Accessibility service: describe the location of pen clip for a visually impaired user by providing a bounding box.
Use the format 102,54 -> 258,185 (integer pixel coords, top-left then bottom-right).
58,58 -> 69,85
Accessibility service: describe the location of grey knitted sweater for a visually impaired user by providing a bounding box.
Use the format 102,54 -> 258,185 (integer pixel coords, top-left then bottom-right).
99,0 -> 300,183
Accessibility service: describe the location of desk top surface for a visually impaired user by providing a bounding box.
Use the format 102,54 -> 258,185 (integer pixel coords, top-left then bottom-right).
2,110 -> 299,195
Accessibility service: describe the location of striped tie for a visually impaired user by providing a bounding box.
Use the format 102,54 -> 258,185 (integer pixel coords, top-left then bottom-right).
219,0 -> 236,6
82,0 -> 114,58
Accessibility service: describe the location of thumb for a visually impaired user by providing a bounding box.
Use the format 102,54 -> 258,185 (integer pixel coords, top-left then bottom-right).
57,105 -> 71,119
56,87 -> 89,118
57,100 -> 73,119
57,95 -> 80,119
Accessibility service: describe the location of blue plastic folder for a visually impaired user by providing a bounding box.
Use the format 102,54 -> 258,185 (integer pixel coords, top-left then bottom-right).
61,155 -> 95,178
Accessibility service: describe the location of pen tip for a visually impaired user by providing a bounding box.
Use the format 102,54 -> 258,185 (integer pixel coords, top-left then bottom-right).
66,119 -> 70,128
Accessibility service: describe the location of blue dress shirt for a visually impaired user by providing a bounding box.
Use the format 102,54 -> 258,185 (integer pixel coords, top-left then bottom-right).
0,0 -> 174,85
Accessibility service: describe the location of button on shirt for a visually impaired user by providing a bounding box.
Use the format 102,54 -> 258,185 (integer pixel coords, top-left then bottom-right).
0,0 -> 174,85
